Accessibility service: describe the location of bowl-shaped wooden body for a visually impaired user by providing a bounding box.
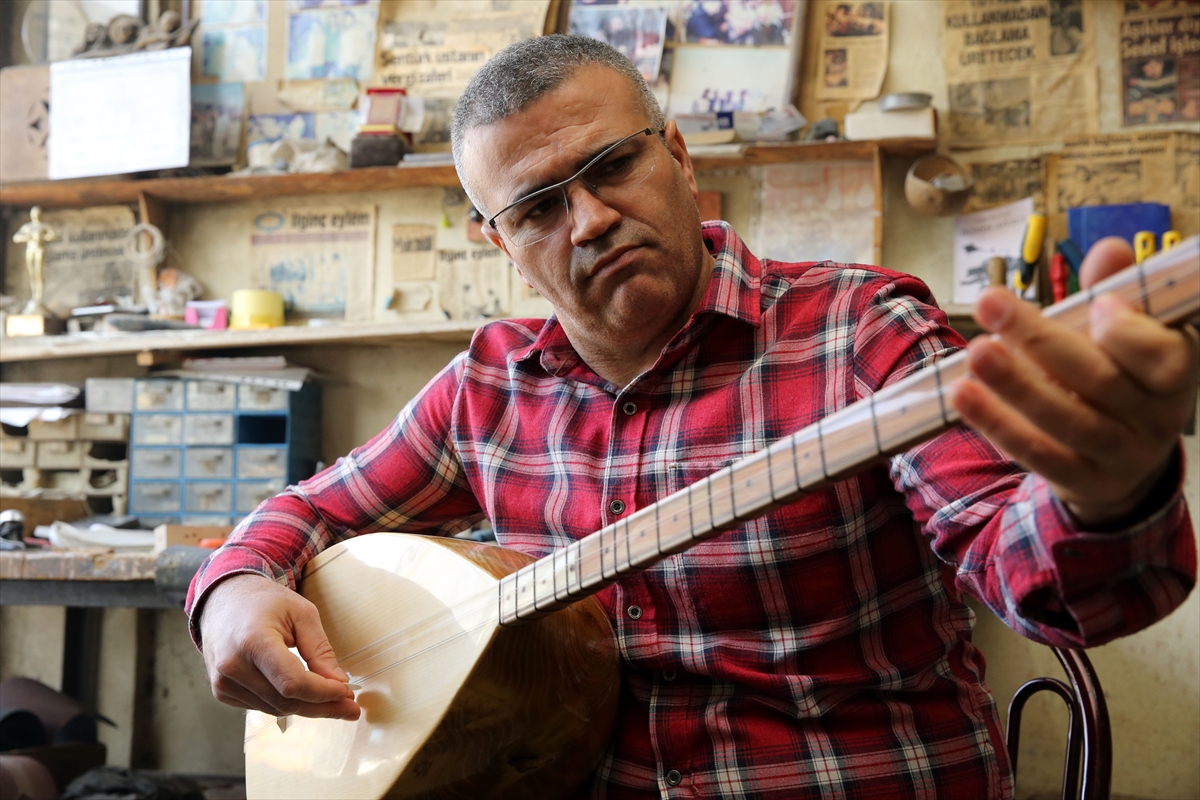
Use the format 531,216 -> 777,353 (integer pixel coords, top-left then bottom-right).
244,533 -> 620,800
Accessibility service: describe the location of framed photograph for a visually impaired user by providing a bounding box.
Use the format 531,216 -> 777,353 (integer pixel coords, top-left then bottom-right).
190,83 -> 245,167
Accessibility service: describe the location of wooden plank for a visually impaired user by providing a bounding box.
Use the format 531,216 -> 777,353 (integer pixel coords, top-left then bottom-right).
0,549 -> 157,580
0,317 -> 485,363
0,139 -> 937,210
0,164 -> 463,209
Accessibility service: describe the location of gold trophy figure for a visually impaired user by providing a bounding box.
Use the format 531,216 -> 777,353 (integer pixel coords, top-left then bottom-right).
6,206 -> 64,336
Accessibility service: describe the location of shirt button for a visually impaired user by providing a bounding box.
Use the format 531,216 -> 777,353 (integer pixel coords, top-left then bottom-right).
627,605 -> 642,619
665,770 -> 683,787
609,499 -> 626,515
622,401 -> 637,416
662,670 -> 676,681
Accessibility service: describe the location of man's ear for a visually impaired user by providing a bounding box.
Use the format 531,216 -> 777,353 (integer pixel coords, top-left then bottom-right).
484,223 -> 532,288
662,120 -> 701,201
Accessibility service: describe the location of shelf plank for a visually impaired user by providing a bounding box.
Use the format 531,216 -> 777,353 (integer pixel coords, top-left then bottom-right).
0,164 -> 464,208
0,139 -> 936,209
0,319 -> 488,363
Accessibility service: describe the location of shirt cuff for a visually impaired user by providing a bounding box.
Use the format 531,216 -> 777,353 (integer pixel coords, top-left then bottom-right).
997,443 -> 1194,645
184,546 -> 281,651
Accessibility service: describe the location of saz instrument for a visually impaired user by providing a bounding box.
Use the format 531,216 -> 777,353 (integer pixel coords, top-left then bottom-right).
245,239 -> 1199,800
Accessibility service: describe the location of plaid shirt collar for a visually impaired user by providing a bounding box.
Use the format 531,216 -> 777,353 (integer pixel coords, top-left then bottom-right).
512,221 -> 763,380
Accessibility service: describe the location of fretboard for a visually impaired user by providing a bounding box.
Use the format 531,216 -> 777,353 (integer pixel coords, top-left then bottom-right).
498,238 -> 1200,625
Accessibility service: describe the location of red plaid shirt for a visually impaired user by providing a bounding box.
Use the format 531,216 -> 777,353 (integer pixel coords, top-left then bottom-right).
188,222 -> 1195,799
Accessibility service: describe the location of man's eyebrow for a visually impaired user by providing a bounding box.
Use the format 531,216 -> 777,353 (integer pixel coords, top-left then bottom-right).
504,134 -> 628,206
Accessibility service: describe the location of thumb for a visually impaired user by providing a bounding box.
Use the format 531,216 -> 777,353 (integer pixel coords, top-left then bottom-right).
1079,236 -> 1136,289
291,609 -> 350,683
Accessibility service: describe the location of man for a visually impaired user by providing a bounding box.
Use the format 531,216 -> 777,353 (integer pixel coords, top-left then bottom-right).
190,36 -> 1197,799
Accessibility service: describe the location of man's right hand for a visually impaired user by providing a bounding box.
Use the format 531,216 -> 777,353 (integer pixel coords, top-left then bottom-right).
198,573 -> 361,720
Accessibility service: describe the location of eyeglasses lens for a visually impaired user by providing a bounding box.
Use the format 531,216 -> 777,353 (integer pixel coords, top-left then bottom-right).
498,131 -> 657,247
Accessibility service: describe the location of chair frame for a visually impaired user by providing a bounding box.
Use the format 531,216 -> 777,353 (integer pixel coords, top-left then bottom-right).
1005,647 -> 1112,800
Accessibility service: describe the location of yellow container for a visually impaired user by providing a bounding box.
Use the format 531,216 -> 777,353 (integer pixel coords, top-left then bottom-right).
229,290 -> 284,330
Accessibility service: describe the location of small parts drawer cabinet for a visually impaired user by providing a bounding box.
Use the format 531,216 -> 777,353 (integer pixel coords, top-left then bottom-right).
1,408 -> 130,515
127,379 -> 321,526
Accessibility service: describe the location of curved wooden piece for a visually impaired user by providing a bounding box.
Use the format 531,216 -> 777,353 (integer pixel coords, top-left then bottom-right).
244,534 -> 619,800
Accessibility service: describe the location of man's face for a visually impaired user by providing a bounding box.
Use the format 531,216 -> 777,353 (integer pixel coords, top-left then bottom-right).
1144,59 -> 1164,79
462,65 -> 712,356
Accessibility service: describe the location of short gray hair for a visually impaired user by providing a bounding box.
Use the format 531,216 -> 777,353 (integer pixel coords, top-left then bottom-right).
450,34 -> 665,212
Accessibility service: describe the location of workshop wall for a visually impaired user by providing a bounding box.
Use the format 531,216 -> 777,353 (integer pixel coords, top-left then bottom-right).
2,2 -> 1197,797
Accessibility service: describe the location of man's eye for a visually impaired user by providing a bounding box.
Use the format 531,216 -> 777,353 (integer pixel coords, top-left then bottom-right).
591,153 -> 636,180
517,194 -> 562,223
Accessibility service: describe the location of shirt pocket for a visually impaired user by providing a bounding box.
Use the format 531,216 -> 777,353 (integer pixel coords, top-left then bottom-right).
660,457 -> 859,635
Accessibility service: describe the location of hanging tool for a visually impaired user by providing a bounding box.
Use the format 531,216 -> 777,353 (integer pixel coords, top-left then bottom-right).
1134,230 -> 1156,264
1055,238 -> 1083,296
1049,253 -> 1069,302
1015,213 -> 1046,293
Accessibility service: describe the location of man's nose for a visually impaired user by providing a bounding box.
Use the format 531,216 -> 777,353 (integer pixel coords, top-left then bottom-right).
566,180 -> 622,247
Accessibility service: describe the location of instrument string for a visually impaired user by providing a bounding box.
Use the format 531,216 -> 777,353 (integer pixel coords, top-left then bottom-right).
279,253 -> 1197,706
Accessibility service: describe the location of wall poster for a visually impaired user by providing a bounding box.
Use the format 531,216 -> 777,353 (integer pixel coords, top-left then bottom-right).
248,205 -> 376,320
814,0 -> 889,101
942,0 -> 1099,146
1118,0 -> 1200,127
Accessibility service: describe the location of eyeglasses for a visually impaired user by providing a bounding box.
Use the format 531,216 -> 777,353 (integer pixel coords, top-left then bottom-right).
487,128 -> 661,248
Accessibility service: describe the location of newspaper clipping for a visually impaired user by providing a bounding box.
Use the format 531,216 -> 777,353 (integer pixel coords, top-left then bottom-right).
1119,0 -> 1200,127
815,0 -> 889,100
4,206 -> 138,316
958,155 -> 1045,214
943,0 -> 1098,146
249,205 -> 376,320
1046,131 -> 1200,241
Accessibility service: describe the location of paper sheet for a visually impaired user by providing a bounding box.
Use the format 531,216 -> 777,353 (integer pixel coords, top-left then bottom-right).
1118,1 -> 1200,126
1045,131 -> 1200,243
752,161 -> 877,266
952,196 -> 1036,305
943,0 -> 1099,146
435,246 -> 511,321
286,4 -> 379,81
668,44 -> 792,117
190,83 -> 245,167
48,48 -> 191,179
249,205 -> 376,320
568,3 -> 669,82
813,0 -> 889,100
958,155 -> 1045,215
200,26 -> 268,82
4,206 -> 138,316
376,0 -> 550,129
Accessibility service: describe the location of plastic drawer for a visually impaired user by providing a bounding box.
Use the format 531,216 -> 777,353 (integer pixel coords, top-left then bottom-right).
79,413 -> 130,441
184,414 -> 235,445
135,379 -> 184,411
0,439 -> 35,469
132,415 -> 183,446
186,482 -> 234,514
130,482 -> 181,514
131,448 -> 182,479
36,440 -> 84,469
185,448 -> 234,480
237,447 -> 288,479
28,416 -> 80,441
236,480 -> 285,514
86,378 -> 134,413
186,381 -> 237,411
237,385 -> 289,412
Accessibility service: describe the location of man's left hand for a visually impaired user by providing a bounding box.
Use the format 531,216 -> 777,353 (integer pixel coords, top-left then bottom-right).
952,236 -> 1199,527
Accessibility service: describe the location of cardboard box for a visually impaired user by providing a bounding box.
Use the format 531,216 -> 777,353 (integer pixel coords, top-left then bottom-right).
152,524 -> 234,554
